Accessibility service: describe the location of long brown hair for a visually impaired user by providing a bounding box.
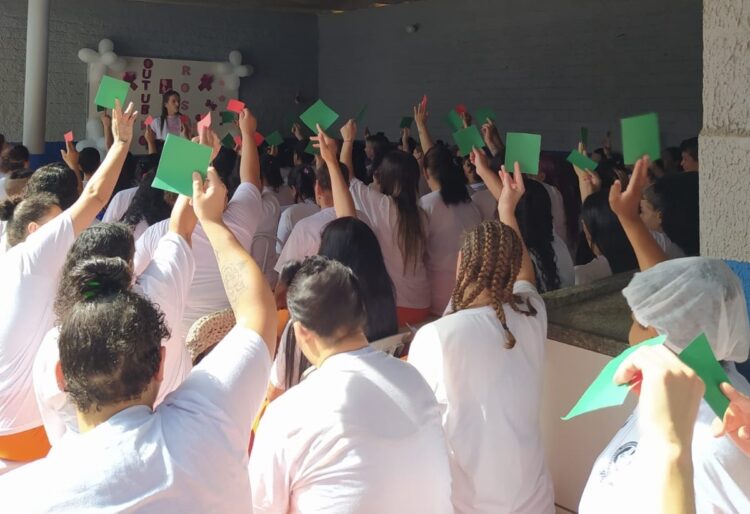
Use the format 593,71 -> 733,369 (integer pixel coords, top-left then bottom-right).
451,220 -> 537,348
377,150 -> 426,271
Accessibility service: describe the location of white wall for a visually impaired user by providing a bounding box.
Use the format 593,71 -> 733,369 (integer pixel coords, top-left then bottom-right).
319,0 -> 702,149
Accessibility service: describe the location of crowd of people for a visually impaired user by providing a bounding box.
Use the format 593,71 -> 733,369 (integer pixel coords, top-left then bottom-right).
0,89 -> 749,514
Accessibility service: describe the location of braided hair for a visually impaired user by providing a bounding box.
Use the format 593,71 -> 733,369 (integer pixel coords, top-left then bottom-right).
451,220 -> 537,349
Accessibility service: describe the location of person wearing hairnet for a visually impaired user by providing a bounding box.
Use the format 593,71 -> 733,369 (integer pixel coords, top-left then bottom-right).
579,157 -> 750,513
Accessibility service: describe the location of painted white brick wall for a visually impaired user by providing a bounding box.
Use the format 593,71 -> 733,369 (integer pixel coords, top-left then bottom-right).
0,0 -> 318,143
319,0 -> 702,150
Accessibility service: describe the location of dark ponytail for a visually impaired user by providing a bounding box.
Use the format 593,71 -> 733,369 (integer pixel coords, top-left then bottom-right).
424,145 -> 471,205
0,193 -> 60,247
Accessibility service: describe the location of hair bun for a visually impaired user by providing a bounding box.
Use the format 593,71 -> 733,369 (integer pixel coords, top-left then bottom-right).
70,256 -> 132,300
279,260 -> 304,287
0,198 -> 21,221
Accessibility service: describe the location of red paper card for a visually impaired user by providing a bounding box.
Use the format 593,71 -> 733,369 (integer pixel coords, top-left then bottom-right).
455,104 -> 467,114
179,115 -> 189,125
233,134 -> 243,147
420,94 -> 428,110
197,112 -> 212,130
227,99 -> 245,113
63,131 -> 74,143
144,115 -> 154,126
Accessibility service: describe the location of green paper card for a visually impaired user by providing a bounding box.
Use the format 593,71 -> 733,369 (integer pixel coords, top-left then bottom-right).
96,105 -> 106,113
400,116 -> 414,129
265,131 -> 284,146
474,107 -> 497,124
562,335 -> 667,420
220,133 -> 235,148
678,334 -> 731,418
304,140 -> 320,156
355,104 -> 368,124
220,111 -> 235,124
445,110 -> 463,132
299,99 -> 339,133
504,132 -> 542,175
621,112 -> 661,164
453,126 -> 485,156
566,150 -> 599,171
580,127 -> 589,147
94,75 -> 130,110
152,134 -> 212,196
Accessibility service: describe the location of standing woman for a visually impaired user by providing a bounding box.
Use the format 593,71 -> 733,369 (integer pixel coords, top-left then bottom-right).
0,101 -> 136,474
150,90 -> 191,140
339,120 -> 430,326
408,160 -> 555,514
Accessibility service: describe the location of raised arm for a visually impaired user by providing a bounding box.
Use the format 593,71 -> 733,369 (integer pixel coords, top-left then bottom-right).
339,119 -> 356,181
144,124 -> 158,155
68,100 -> 136,235
609,156 -> 667,271
572,142 -> 601,203
168,194 -> 198,246
414,101 -> 434,153
60,140 -> 83,188
498,162 -> 535,285
101,110 -> 114,151
192,168 -> 277,354
472,147 -> 503,200
314,124 -> 356,218
238,108 -> 262,190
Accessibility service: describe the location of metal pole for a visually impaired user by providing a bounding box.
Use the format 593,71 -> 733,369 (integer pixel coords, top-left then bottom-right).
22,0 -> 51,155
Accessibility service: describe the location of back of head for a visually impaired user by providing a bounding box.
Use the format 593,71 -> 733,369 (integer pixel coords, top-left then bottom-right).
58,256 -> 168,413
78,148 -> 101,176
366,133 -> 391,173
424,145 -> 471,205
260,154 -> 283,190
624,257 -> 749,362
1,145 -> 30,173
294,139 -> 314,165
292,164 -> 316,201
319,218 -> 398,341
120,172 -> 173,227
650,172 -> 699,256
286,255 -> 367,343
452,220 -> 537,348
25,162 -> 79,209
212,146 -> 238,180
680,136 -> 699,162
515,177 -> 559,291
581,191 -> 638,274
0,192 -> 60,247
4,168 -> 34,197
55,222 -> 135,321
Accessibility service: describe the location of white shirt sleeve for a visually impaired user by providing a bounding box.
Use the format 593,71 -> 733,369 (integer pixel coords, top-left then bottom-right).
133,220 -> 169,277
222,182 -> 263,249
407,323 -> 447,407
276,209 -> 294,254
349,178 -> 391,228
248,401 -> 292,514
13,210 -> 75,276
274,223 -> 318,274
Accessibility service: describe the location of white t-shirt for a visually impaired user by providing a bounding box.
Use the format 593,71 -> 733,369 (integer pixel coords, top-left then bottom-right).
33,232 -> 195,444
419,191 -> 482,315
540,181 -> 569,250
273,207 -> 370,274
650,230 -> 685,260
249,346 -> 453,514
102,186 -> 139,224
135,182 -> 262,334
150,115 -> 183,141
276,200 -> 320,253
408,281 -> 555,514
252,191 -> 282,283
574,255 -> 613,285
350,178 -> 431,309
264,184 -> 295,208
579,365 -> 750,514
468,184 -> 497,221
0,212 -> 75,436
0,325 -> 271,513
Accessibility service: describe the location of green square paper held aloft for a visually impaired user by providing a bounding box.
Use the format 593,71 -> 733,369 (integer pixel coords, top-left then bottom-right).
152,134 -> 212,197
220,133 -> 235,148
299,99 -> 339,134
400,117 -> 414,129
453,126 -> 485,157
220,111 -> 236,124
355,105 -> 368,124
265,131 -> 284,146
566,150 -> 599,171
678,333 -> 731,418
94,75 -> 130,110
473,107 -> 497,124
562,335 -> 667,420
445,110 -> 463,132
621,112 -> 661,164
504,132 -> 542,175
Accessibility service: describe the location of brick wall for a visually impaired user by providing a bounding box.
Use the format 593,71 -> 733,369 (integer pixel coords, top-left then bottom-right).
318,0 -> 702,150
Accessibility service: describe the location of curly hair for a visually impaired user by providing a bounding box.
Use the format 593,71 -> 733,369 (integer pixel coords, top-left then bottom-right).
451,220 -> 537,349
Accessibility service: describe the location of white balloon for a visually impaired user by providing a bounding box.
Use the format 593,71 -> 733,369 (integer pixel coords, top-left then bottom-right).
90,63 -> 107,81
228,50 -> 242,66
244,64 -> 254,77
235,65 -> 249,78
86,119 -> 104,139
78,48 -> 99,64
109,58 -> 126,72
101,51 -> 118,66
217,62 -> 232,75
76,139 -> 98,152
95,138 -> 107,155
98,38 -> 114,54
224,75 -> 240,90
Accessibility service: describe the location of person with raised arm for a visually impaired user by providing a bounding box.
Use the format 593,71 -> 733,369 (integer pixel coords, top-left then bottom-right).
413,99 -> 435,154
0,100 -> 136,473
0,169 -> 276,512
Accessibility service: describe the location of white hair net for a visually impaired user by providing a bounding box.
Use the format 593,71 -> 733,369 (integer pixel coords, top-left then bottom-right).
623,257 -> 750,363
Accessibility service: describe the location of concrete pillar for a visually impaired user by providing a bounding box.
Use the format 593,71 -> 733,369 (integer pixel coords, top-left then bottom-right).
700,0 -> 750,260
22,0 -> 51,155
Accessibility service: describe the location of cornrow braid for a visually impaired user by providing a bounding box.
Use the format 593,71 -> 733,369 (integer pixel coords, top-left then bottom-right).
450,220 -> 537,349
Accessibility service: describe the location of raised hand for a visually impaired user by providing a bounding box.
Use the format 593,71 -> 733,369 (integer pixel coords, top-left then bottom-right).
60,140 -> 80,172
712,383 -> 750,457
100,110 -> 112,128
238,108 -> 257,135
145,125 -> 156,145
610,156 -> 649,221
111,99 -> 137,144
414,101 -> 428,126
292,122 -> 303,141
192,167 -> 228,224
340,119 -> 357,142
312,124 -> 338,164
498,161 -> 525,218
199,127 -> 221,162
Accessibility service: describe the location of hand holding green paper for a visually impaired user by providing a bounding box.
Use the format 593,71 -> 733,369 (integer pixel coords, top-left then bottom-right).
94,75 -> 130,110
299,99 -> 339,134
621,112 -> 661,164
453,126 -> 485,157
566,150 -> 599,171
504,132 -> 542,175
152,134 -> 213,196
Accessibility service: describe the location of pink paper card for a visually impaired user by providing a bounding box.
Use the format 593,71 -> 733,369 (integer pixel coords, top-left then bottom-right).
455,104 -> 467,114
197,112 -> 212,130
233,134 -> 243,147
144,115 -> 154,126
227,99 -> 245,113
420,95 -> 428,110
179,115 -> 189,125
253,132 -> 265,146
63,131 -> 74,143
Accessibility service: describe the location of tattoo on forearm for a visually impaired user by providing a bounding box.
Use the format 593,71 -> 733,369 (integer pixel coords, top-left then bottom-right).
218,257 -> 249,309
